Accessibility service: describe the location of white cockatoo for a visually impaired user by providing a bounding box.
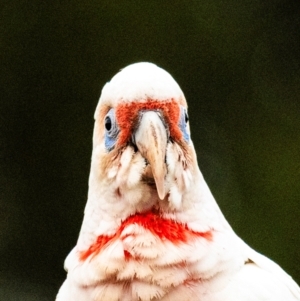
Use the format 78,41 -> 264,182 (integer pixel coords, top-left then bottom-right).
56,62 -> 300,301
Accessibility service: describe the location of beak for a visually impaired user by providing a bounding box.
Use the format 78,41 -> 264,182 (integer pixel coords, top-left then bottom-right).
134,111 -> 168,200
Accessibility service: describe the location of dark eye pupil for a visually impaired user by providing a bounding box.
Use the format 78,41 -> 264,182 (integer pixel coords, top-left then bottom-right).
185,112 -> 189,123
105,116 -> 112,131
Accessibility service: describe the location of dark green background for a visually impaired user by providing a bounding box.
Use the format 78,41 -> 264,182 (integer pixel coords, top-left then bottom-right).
0,0 -> 299,299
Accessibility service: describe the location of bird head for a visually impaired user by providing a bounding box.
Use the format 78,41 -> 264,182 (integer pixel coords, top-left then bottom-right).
93,63 -> 196,204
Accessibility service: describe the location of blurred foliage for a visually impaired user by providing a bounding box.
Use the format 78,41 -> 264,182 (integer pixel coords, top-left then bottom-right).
0,0 -> 299,299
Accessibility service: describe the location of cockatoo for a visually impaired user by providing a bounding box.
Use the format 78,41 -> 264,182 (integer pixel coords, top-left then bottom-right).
56,62 -> 300,301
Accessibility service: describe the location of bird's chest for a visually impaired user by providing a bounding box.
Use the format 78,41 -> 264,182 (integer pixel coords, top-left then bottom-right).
71,213 -> 228,301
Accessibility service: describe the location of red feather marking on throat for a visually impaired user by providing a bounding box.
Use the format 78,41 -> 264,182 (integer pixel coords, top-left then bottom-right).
115,99 -> 182,146
79,211 -> 212,261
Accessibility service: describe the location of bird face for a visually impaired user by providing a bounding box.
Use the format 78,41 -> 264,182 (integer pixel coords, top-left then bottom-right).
90,63 -> 196,216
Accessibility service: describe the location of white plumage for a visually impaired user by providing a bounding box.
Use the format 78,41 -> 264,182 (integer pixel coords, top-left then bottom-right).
57,62 -> 300,301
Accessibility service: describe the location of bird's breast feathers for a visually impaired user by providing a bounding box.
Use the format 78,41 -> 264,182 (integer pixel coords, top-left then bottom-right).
62,210 -> 244,301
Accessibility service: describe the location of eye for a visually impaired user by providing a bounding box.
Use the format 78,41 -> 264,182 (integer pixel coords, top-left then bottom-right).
184,111 -> 189,124
104,109 -> 120,151
105,116 -> 112,131
178,106 -> 190,142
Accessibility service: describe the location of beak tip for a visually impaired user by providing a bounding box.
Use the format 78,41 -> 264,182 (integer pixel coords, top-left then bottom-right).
157,186 -> 166,200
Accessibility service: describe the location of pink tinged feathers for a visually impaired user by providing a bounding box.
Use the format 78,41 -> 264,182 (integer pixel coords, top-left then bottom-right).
79,211 -> 213,261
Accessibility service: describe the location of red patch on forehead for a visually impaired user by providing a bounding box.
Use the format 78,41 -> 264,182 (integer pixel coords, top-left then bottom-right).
115,98 -> 182,146
79,211 -> 212,261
